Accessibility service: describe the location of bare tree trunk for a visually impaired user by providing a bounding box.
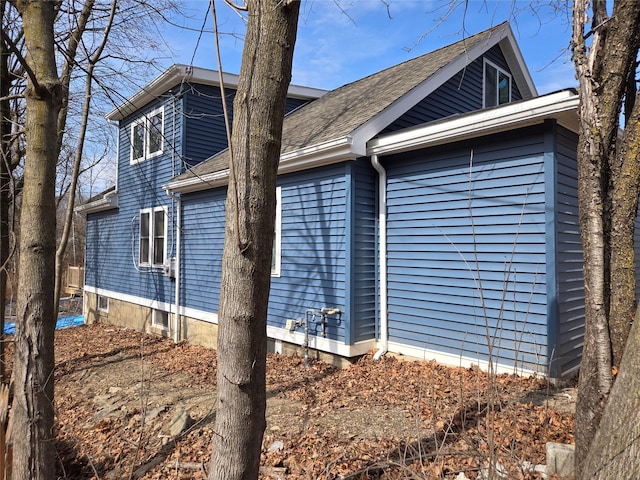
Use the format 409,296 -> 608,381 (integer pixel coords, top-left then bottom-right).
54,0 -> 116,313
571,1 -> 640,475
11,1 -> 62,478
207,1 -> 299,479
580,304 -> 640,479
0,0 -> 12,384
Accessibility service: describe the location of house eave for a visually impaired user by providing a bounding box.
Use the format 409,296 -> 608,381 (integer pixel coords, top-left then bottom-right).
166,136 -> 360,194
75,190 -> 119,214
367,90 -> 579,156
107,64 -> 327,122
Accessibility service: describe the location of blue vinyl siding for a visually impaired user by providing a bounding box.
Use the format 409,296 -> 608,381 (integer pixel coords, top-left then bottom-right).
180,189 -> 227,314
383,126 -> 549,373
383,46 -> 522,133
350,159 -> 377,343
182,86 -> 312,167
85,96 -> 179,307
183,84 -> 236,167
269,165 -> 348,341
553,126 -> 583,375
179,163 -> 350,343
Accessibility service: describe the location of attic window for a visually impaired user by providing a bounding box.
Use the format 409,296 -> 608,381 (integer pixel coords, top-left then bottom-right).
483,59 -> 511,108
130,107 -> 164,164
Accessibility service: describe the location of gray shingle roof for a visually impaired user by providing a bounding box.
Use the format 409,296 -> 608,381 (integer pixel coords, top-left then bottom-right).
173,22 -> 511,184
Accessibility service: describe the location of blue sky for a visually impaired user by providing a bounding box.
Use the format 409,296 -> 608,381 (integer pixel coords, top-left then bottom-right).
161,0 -> 576,94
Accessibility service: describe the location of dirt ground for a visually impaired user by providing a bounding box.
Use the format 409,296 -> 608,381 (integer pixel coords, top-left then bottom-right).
10,323 -> 575,479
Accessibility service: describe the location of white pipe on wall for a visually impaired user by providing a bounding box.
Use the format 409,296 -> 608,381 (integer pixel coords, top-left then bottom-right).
371,154 -> 388,360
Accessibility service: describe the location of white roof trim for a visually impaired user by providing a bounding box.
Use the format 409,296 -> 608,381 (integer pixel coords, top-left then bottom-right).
106,64 -> 327,121
166,137 -> 356,194
165,168 -> 230,194
367,90 -> 579,156
76,190 -> 119,214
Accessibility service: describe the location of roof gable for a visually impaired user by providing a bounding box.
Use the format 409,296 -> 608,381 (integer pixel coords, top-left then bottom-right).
169,22 -> 537,193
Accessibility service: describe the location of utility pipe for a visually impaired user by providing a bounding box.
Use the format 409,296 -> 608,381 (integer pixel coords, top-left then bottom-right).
167,191 -> 182,343
371,154 -> 388,360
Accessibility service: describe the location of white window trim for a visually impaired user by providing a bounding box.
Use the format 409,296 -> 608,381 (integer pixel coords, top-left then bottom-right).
130,107 -> 164,165
139,206 -> 168,268
152,309 -> 170,331
271,186 -> 282,277
483,58 -> 511,109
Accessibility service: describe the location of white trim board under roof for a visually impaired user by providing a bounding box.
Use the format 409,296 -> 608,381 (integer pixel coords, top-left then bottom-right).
367,89 -> 579,156
106,64 -> 328,122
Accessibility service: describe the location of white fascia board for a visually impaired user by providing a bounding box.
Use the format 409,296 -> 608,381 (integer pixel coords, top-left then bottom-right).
107,65 -> 325,122
501,27 -> 538,98
350,24 -> 509,150
164,168 -> 230,194
166,137 -> 357,194
106,65 -> 238,121
368,90 -> 579,156
75,190 -> 118,214
278,136 -> 356,173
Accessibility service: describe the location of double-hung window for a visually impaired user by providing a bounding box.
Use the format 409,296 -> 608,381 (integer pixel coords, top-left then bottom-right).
139,206 -> 167,267
130,107 -> 164,164
483,59 -> 511,108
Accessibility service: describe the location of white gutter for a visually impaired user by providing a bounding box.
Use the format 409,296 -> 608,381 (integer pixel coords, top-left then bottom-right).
165,136 -> 357,194
167,191 -> 182,343
107,64 -> 327,122
368,90 -> 579,156
371,154 -> 388,361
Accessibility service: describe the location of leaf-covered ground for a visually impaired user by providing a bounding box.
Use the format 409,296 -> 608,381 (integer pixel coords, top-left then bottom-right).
10,324 -> 575,479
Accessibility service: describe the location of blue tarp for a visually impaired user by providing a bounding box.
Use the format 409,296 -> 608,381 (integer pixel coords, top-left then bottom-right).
4,315 -> 84,335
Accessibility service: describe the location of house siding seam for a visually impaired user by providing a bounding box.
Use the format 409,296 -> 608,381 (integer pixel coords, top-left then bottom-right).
553,126 -> 583,376
383,126 -> 549,373
382,45 -> 522,134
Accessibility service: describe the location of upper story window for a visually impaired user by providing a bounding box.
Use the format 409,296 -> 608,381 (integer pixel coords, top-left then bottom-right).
483,59 -> 511,108
130,107 -> 164,164
271,187 -> 282,277
139,206 -> 167,267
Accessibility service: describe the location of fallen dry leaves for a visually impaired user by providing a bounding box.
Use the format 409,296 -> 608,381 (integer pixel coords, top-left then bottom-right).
6,324 -> 575,479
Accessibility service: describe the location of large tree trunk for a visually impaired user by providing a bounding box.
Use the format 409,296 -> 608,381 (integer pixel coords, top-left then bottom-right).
0,0 -> 12,384
207,1 -> 299,479
571,1 -> 640,475
11,1 -> 62,478
580,304 -> 640,479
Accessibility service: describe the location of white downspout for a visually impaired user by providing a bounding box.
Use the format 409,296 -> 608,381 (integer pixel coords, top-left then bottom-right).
371,154 -> 388,360
167,191 -> 181,343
